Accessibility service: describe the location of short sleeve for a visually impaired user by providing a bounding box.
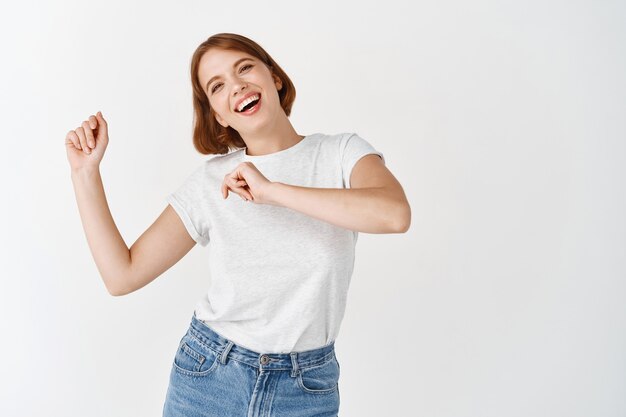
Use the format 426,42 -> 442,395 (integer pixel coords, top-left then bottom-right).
165,163 -> 211,247
340,133 -> 386,189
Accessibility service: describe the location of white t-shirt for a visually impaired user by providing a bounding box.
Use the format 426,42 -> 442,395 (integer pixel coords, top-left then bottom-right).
166,132 -> 385,353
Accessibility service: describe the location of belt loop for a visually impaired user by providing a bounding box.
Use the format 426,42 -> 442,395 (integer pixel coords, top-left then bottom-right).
220,341 -> 234,364
290,352 -> 299,377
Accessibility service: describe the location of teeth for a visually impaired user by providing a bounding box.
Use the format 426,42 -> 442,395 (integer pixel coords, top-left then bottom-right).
236,94 -> 260,112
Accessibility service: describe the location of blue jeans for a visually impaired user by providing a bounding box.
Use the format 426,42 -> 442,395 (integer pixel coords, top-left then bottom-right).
162,312 -> 341,417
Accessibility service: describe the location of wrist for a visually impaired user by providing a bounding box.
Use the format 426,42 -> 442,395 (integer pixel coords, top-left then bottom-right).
265,181 -> 284,206
71,165 -> 100,180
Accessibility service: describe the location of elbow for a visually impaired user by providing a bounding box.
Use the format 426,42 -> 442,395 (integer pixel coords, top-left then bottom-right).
107,285 -> 126,297
391,203 -> 411,233
394,218 -> 411,233
105,279 -> 129,297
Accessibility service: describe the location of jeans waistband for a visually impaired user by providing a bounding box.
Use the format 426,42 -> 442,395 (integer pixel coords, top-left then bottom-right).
188,312 -> 336,372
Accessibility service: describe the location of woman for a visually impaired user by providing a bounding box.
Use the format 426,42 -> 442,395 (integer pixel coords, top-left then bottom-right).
66,33 -> 411,417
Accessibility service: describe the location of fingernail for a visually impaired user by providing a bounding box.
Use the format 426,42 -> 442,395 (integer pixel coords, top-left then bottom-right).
89,141 -> 95,148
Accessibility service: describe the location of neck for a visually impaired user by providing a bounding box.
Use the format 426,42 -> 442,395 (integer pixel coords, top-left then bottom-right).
240,114 -> 304,156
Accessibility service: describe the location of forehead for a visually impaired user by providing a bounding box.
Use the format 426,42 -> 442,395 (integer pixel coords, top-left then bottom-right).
198,49 -> 257,84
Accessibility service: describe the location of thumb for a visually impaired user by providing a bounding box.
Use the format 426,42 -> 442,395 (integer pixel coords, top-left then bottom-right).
95,111 -> 108,140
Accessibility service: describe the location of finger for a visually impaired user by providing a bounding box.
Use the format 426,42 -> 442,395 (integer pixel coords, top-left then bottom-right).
235,187 -> 253,201
229,177 -> 244,188
224,182 -> 247,201
224,174 -> 240,198
232,188 -> 247,201
88,115 -> 98,145
82,120 -> 96,149
95,111 -> 107,141
66,130 -> 81,150
75,127 -> 91,154
228,178 -> 254,201
221,182 -> 228,199
228,180 -> 244,196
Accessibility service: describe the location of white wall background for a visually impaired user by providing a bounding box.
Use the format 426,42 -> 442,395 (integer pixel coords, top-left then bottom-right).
1,0 -> 624,416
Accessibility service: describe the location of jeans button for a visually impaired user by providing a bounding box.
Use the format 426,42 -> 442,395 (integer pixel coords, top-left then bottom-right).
260,354 -> 270,365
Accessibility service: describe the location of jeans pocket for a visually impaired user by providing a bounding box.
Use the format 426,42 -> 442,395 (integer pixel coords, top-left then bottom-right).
297,354 -> 340,394
172,333 -> 220,377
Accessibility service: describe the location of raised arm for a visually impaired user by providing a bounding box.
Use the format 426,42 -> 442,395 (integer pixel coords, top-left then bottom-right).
67,112 -> 197,296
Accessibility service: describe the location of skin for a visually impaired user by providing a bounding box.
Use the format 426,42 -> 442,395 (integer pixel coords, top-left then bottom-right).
65,49 -> 410,297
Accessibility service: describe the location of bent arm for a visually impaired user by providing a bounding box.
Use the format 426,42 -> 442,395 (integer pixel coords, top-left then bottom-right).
71,167 -> 198,296
266,155 -> 411,234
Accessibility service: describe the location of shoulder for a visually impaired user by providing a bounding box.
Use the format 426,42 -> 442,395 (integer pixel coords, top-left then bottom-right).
323,132 -> 370,147
310,131 -> 358,148
318,131 -> 356,141
309,132 -> 379,158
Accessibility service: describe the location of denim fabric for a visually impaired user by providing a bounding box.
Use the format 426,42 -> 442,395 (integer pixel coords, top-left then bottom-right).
162,312 -> 341,417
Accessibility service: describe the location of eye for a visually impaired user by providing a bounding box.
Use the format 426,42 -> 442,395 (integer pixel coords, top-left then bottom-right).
210,64 -> 253,94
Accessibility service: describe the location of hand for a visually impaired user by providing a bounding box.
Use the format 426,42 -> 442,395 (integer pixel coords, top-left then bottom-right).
221,162 -> 275,205
65,111 -> 109,171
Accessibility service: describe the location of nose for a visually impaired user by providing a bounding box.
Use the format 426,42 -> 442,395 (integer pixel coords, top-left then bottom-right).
233,81 -> 247,97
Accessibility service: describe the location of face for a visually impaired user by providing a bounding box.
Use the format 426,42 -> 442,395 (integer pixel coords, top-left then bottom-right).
198,48 -> 283,133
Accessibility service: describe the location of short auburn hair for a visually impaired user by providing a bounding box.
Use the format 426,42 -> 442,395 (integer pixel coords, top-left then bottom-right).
189,33 -> 297,155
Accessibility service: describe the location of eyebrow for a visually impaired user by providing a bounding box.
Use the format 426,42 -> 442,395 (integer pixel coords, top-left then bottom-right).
205,57 -> 254,93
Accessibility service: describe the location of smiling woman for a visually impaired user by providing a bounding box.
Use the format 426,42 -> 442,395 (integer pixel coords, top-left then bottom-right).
65,32 -> 409,417
188,33 -> 298,156
159,34 -> 410,417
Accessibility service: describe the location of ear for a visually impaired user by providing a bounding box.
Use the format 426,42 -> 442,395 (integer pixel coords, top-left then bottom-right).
273,74 -> 283,91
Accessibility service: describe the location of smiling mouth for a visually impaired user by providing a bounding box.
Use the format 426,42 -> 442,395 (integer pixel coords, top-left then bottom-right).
236,94 -> 262,113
